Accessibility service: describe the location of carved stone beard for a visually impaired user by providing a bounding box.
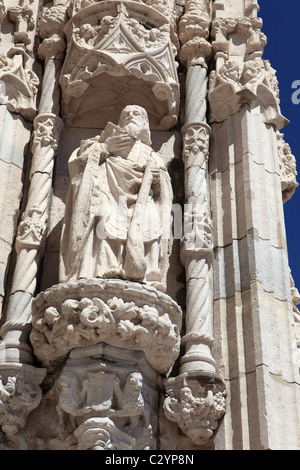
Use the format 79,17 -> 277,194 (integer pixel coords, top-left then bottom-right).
123,121 -> 143,141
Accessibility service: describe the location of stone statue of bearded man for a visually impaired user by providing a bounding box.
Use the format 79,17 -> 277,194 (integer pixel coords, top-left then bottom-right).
59,105 -> 173,292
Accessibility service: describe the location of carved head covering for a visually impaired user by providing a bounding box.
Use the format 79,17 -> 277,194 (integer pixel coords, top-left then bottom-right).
118,105 -> 151,146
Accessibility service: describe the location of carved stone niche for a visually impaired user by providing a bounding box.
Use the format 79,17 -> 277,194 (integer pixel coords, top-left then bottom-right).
59,1 -> 180,130
29,279 -> 182,449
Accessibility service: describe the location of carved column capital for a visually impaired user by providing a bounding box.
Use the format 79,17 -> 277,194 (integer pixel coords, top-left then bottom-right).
277,131 -> 299,203
178,0 -> 210,44
38,36 -> 66,62
211,16 -> 266,59
208,56 -> 288,128
164,371 -> 226,446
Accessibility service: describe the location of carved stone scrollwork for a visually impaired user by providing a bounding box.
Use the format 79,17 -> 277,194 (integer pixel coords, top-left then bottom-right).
164,372 -> 226,445
30,279 -> 182,375
60,1 -> 180,129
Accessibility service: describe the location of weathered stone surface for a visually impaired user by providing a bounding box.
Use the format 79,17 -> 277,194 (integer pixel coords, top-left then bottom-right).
0,0 -> 299,452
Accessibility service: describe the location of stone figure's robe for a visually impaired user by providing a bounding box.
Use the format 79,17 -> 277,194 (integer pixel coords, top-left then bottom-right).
59,129 -> 173,291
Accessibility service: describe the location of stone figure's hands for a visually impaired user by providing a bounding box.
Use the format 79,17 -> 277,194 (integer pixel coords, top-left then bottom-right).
105,134 -> 134,157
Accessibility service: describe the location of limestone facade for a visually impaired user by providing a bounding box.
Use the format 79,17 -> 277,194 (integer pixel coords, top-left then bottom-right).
0,0 -> 299,450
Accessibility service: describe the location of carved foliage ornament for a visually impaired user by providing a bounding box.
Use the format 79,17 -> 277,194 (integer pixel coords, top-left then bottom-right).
0,365 -> 45,449
60,2 -> 180,129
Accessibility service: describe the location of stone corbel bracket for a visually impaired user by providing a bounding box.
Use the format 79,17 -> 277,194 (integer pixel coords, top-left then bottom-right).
164,371 -> 226,446
0,363 -> 46,449
30,279 -> 182,375
209,17 -> 288,130
59,1 -> 180,129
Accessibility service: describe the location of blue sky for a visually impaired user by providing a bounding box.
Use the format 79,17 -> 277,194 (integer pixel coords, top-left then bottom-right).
258,1 -> 300,290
